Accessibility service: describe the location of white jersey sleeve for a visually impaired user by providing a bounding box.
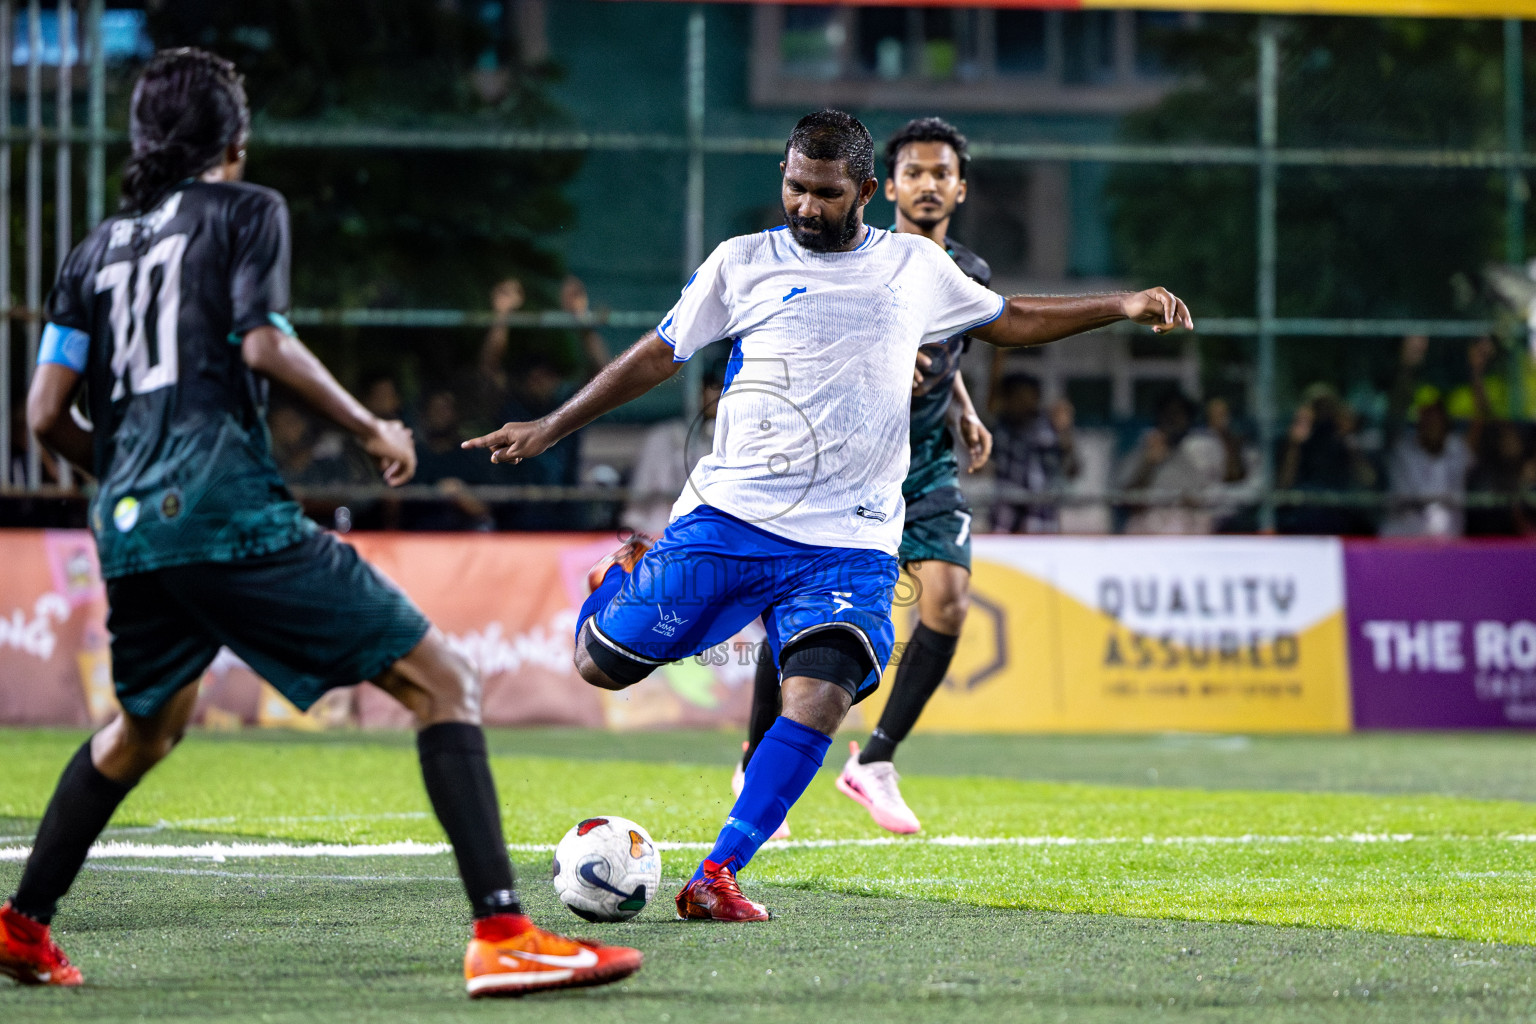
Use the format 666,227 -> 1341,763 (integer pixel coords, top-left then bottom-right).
656,240 -> 737,362
919,243 -> 1006,345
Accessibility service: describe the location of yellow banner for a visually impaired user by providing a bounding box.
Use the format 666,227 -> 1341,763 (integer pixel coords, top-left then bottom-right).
854,536 -> 1352,735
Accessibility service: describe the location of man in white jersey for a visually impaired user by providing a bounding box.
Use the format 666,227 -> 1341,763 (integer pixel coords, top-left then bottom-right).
464,110 -> 1191,922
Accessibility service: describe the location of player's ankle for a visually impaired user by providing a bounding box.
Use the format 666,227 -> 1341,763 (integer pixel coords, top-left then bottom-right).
473,912 -> 534,942
859,736 -> 897,764
2,900 -> 50,937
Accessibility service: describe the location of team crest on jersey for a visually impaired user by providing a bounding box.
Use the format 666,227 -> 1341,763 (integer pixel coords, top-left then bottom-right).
652,608 -> 688,637
159,489 -> 183,521
112,496 -> 140,533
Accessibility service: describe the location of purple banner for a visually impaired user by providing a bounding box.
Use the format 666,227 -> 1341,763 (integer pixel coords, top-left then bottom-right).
1345,541 -> 1536,729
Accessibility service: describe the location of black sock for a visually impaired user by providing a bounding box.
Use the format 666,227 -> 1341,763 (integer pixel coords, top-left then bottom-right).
742,641 -> 781,768
12,742 -> 134,924
860,624 -> 959,764
416,723 -> 521,919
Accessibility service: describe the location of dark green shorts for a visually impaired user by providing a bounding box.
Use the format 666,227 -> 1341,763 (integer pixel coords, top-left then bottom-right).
897,485 -> 973,571
106,532 -> 431,717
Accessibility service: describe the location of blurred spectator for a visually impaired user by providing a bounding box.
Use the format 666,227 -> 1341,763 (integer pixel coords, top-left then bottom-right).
464,274 -> 611,439
361,372 -> 407,425
1116,389 -> 1223,535
269,405 -> 352,486
1461,338 -> 1535,536
621,367 -> 725,537
409,389 -> 494,532
460,276 -> 526,436
1184,397 -> 1257,533
1381,336 -> 1473,538
304,371 -> 413,531
990,373 -> 1078,533
1276,383 -> 1377,536
560,274 -> 613,376
1467,419 -> 1536,536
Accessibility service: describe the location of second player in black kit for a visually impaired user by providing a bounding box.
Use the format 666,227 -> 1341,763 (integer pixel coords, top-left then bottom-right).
4,46 -> 641,996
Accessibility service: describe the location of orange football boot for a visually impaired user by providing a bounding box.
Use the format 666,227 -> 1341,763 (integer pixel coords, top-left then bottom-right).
585,532 -> 653,593
675,865 -> 771,922
464,914 -> 642,998
0,900 -> 83,987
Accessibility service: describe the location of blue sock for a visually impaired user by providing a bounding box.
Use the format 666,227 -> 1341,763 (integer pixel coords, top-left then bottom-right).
692,717 -> 831,882
575,564 -> 626,644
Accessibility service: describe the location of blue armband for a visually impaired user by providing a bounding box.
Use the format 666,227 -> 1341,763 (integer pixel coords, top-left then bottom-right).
268,311 -> 297,337
226,311 -> 298,345
38,322 -> 89,373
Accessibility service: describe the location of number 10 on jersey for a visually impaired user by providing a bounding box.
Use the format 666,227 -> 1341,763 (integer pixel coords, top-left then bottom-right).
95,232 -> 188,400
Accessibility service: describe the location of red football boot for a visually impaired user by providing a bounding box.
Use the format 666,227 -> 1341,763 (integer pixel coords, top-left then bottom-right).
585,532 -> 653,593
0,900 -> 83,987
675,865 -> 772,922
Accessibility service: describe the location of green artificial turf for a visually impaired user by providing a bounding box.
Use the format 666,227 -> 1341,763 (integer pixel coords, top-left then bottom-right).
2,728 -> 1535,1021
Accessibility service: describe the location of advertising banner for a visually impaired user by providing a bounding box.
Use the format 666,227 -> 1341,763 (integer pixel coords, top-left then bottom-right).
855,536 -> 1353,734
1344,542 -> 1536,730
0,530 -> 761,732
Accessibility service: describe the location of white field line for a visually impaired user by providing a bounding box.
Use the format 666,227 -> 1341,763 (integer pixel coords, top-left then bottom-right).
3,832 -> 1536,863
83,863 -> 458,883
0,812 -> 432,845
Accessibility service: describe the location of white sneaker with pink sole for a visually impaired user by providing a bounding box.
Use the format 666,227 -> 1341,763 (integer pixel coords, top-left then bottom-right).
835,740 -> 921,834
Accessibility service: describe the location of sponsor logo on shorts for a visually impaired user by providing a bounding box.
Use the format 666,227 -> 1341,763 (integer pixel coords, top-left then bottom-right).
652,608 -> 688,637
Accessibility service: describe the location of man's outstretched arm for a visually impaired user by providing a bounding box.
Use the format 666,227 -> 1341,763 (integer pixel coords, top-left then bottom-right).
971,288 -> 1192,349
463,331 -> 682,465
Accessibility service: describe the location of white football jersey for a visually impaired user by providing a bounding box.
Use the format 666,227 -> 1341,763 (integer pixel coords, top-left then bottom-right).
658,225 -> 1005,554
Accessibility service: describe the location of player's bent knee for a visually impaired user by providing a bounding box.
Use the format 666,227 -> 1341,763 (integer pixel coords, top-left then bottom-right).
927,593 -> 970,635
777,628 -> 869,734
577,621 -> 654,691
779,676 -> 853,737
95,714 -> 182,780
384,631 -> 484,726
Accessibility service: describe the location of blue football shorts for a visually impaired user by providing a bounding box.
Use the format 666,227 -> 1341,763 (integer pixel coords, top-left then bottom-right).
582,505 -> 899,700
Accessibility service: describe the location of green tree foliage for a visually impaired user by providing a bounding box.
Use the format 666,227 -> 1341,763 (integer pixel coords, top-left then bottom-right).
143,0 -> 581,380
1109,16 -> 1508,321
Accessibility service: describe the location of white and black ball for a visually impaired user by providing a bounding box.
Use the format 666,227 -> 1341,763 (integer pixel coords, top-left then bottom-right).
551,816 -> 662,922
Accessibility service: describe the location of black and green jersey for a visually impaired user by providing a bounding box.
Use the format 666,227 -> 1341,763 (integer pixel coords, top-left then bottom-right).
904,236 -> 992,502
45,180 -> 315,579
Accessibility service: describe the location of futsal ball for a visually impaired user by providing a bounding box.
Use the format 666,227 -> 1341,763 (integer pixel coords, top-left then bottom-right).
551,816 -> 662,922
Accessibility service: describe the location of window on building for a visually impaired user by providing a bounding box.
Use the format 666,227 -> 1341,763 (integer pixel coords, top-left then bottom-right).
754,5 -> 1194,113
781,5 -> 842,81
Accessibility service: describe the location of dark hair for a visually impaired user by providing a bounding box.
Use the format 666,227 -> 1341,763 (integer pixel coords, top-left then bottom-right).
120,48 -> 250,213
785,109 -> 875,183
1000,372 -> 1041,396
884,117 -> 970,180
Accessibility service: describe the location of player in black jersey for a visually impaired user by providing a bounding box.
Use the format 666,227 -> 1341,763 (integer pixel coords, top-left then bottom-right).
733,118 -> 995,835
2,48 -> 639,996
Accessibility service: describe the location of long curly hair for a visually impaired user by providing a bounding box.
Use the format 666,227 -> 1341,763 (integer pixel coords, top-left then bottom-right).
120,47 -> 249,213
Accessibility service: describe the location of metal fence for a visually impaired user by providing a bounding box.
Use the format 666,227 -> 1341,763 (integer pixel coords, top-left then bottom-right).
0,3 -> 1531,531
